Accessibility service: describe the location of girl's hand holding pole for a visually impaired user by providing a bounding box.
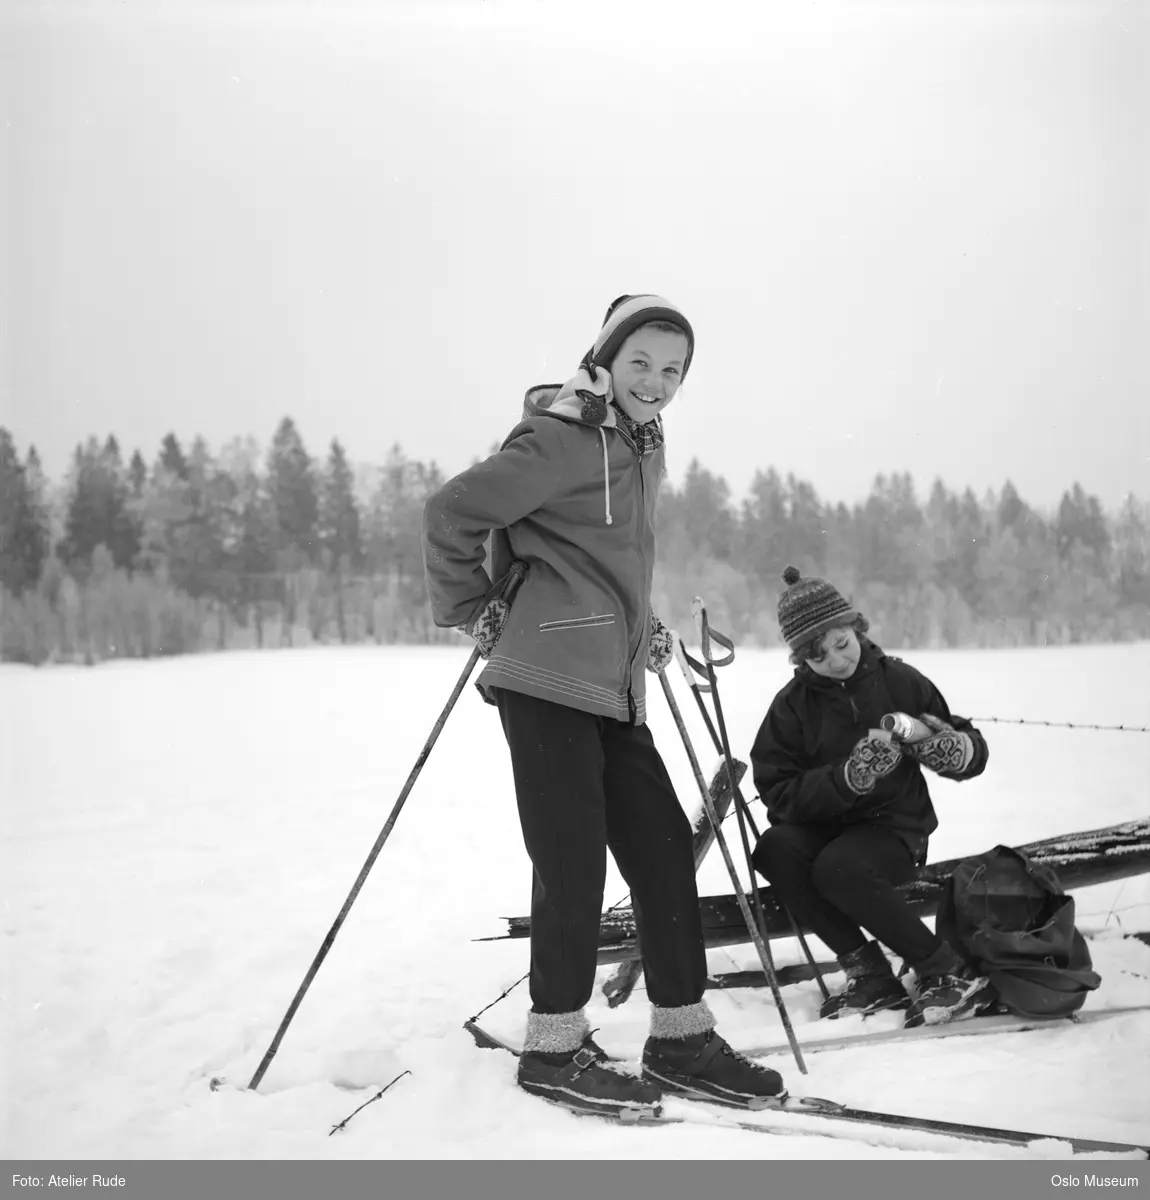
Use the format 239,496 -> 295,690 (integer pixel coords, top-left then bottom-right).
466,597 -> 511,659
646,613 -> 677,674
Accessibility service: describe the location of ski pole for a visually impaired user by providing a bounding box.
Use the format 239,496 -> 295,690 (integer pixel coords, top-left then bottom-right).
679,627 -> 829,1001
689,601 -> 770,950
688,598 -> 808,1074
675,638 -> 765,840
247,562 -> 526,1091
674,637 -> 724,755
677,639 -> 830,1003
658,667 -> 807,1075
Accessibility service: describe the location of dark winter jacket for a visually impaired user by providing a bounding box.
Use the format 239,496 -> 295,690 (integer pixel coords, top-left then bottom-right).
749,639 -> 989,861
422,381 -> 663,724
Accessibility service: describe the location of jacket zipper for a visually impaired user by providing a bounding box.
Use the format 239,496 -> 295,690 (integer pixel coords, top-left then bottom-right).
625,432 -> 649,724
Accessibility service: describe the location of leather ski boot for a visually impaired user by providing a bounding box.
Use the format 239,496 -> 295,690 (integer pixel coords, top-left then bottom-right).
518,1031 -> 662,1120
905,942 -> 993,1028
642,1030 -> 785,1110
819,940 -> 910,1019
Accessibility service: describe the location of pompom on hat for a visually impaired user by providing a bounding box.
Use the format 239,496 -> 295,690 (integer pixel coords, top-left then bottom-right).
777,565 -> 859,652
586,294 -> 695,380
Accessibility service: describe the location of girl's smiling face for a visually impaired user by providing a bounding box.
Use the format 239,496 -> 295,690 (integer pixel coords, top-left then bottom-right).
806,625 -> 862,680
609,326 -> 689,425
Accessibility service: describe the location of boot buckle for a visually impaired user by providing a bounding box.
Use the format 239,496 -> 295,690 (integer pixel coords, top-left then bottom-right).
571,1046 -> 599,1070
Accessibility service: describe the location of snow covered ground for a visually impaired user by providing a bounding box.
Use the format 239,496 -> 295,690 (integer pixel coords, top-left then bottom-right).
3,641 -> 1149,1160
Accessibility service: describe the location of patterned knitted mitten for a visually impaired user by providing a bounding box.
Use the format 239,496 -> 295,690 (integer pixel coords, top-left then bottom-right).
647,614 -> 676,674
906,714 -> 975,776
843,734 -> 903,796
468,597 -> 510,659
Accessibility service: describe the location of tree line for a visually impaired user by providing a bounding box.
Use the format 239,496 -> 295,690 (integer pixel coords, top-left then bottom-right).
1,420 -> 1147,665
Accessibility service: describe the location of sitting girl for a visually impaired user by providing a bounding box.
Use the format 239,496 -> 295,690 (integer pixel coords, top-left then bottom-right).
750,566 -> 991,1027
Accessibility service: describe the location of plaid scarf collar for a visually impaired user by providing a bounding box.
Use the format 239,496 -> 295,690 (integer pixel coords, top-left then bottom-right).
611,401 -> 664,457
527,366 -> 665,458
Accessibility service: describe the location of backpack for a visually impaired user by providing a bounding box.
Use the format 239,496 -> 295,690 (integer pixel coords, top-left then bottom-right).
934,844 -> 1102,1019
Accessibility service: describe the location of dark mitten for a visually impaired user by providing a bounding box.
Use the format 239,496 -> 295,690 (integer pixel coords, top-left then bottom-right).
467,597 -> 510,659
646,613 -> 676,674
842,732 -> 903,796
906,713 -> 975,776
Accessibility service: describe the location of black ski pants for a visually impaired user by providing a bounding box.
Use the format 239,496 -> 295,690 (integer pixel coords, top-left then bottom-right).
752,823 -> 941,963
493,687 -> 708,1015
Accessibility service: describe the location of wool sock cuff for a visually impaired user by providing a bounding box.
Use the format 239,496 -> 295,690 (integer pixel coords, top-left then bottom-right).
648,1000 -> 716,1040
523,1009 -> 591,1054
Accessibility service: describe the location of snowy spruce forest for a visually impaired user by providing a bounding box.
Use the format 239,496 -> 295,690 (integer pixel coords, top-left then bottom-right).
1,418 -> 1148,665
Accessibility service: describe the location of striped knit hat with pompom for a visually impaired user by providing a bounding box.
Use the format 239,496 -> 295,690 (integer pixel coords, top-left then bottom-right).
776,565 -> 858,651
587,294 -> 695,380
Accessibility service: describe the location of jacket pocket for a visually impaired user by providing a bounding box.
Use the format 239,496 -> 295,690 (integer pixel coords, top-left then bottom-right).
539,613 -> 616,632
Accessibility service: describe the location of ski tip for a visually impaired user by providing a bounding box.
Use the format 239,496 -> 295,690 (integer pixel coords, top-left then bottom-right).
463,1019 -> 515,1054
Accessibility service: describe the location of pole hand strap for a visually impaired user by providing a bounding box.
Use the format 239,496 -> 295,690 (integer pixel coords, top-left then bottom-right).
673,637 -> 712,693
690,595 -> 735,668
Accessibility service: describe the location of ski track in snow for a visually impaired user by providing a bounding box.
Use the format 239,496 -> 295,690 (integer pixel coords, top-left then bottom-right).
3,642 -> 1149,1159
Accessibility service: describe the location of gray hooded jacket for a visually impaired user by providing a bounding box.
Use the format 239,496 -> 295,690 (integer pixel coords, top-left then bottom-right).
422,382 -> 663,723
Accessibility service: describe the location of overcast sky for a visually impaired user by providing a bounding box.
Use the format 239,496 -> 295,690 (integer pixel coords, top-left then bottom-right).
4,0 -> 1146,512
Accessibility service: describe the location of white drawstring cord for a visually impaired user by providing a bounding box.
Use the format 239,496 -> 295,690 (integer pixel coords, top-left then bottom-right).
598,428 -> 613,525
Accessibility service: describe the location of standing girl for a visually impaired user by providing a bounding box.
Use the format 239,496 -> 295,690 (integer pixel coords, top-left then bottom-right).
422,295 -> 784,1119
